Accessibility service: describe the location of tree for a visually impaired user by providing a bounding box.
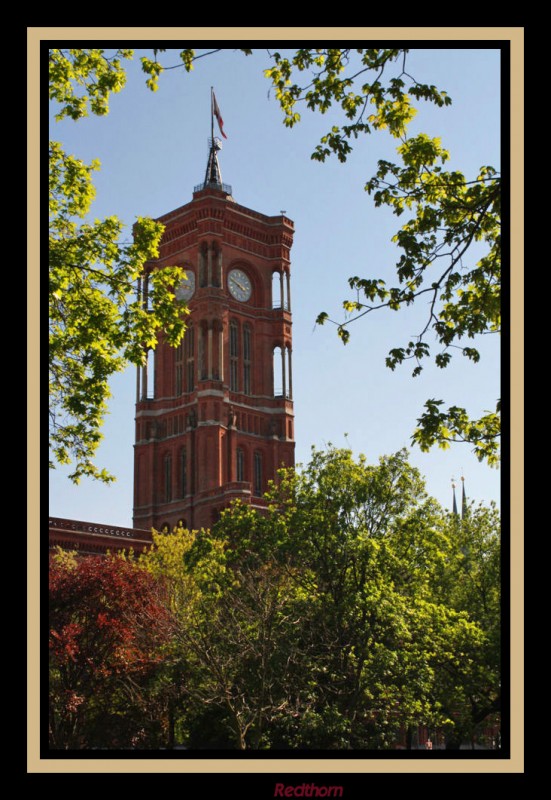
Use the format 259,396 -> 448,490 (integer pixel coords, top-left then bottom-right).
244,448 -> 498,749
49,48 -> 500,478
48,550 -> 174,749
137,448 -> 501,750
148,48 -> 501,464
432,504 -> 501,747
262,49 -> 500,465
48,449 -> 500,750
49,49 -> 188,482
140,525 -> 311,750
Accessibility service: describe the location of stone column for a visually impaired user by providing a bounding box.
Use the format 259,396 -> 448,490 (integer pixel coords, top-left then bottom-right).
286,270 -> 291,311
287,347 -> 293,400
141,356 -> 148,401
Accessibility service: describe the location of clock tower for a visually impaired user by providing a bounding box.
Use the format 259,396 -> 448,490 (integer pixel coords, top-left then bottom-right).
133,138 -> 295,532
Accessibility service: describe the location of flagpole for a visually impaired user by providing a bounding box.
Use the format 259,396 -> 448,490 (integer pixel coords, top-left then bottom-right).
210,86 -> 214,143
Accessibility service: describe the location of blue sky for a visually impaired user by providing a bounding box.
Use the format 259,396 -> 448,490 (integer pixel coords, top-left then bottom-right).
49,47 -> 502,527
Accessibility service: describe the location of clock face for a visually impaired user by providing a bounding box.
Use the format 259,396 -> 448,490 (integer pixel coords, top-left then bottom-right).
228,268 -> 252,302
175,271 -> 195,301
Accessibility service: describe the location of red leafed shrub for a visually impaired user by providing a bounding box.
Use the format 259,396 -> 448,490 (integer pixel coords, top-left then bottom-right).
49,555 -> 174,749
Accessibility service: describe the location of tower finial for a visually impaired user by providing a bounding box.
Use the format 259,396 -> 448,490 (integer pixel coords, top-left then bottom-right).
203,136 -> 224,188
199,89 -> 229,192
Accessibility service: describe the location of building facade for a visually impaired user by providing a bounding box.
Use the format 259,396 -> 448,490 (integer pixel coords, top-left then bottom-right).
49,517 -> 152,557
132,141 -> 295,532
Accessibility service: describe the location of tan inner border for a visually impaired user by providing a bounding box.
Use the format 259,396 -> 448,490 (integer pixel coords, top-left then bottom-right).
30,27 -> 524,774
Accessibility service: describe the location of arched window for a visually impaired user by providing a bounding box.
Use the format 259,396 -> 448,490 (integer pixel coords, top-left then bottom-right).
146,348 -> 155,399
243,324 -> 252,395
230,320 -> 239,392
143,273 -> 152,312
236,447 -> 245,482
272,272 -> 281,309
272,270 -> 290,310
254,452 -> 262,497
273,346 -> 285,398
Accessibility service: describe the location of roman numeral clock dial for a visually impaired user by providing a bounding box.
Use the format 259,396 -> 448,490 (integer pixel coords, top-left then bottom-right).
228,268 -> 252,302
175,271 -> 195,301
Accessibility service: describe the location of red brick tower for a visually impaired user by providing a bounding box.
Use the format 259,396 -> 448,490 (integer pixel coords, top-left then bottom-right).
133,137 -> 295,531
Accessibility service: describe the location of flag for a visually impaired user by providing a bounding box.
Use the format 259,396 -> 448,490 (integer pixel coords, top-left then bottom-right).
213,92 -> 227,139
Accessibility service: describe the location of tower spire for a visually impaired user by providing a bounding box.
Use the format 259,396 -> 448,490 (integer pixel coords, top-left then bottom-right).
199,88 -> 229,193
461,474 -> 468,519
203,137 -> 224,188
452,479 -> 458,517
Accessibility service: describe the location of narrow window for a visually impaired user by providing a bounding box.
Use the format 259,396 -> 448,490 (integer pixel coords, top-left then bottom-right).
236,448 -> 244,482
212,242 -> 221,287
243,324 -> 252,395
185,324 -> 195,392
273,346 -> 284,397
254,452 -> 262,497
146,348 -> 155,399
180,447 -> 187,498
164,453 -> 172,503
199,242 -> 208,288
175,339 -> 183,395
283,271 -> 290,311
230,320 -> 239,392
198,323 -> 207,380
272,272 -> 280,309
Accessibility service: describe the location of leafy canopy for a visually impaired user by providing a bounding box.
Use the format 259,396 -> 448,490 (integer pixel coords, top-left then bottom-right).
137,446 -> 500,749
49,551 -> 173,749
260,48 -> 500,464
49,49 -> 188,482
49,446 -> 501,749
49,48 -> 500,478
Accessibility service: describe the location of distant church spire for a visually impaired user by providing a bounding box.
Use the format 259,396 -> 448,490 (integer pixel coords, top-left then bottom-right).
452,479 -> 458,517
461,475 -> 468,519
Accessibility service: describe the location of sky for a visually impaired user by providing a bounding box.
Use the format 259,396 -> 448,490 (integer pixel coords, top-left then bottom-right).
48,46 -> 503,528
